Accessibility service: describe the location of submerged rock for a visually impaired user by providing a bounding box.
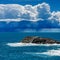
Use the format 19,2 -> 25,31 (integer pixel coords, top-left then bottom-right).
21,36 -> 60,44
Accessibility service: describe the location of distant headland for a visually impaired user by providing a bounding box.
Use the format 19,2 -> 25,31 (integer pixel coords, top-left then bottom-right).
21,36 -> 60,44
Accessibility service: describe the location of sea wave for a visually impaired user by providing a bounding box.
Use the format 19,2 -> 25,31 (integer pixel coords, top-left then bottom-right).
6,42 -> 60,47
6,42 -> 60,56
40,49 -> 60,56
6,43 -> 39,47
24,49 -> 60,56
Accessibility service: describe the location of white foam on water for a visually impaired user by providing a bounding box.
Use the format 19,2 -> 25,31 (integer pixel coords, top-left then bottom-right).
25,49 -> 60,56
6,42 -> 60,47
40,49 -> 60,56
6,42 -> 60,56
6,43 -> 40,47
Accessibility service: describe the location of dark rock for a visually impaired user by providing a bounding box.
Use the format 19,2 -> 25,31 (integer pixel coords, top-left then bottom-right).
21,36 -> 60,44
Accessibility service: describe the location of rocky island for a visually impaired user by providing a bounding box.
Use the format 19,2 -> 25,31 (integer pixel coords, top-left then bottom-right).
21,36 -> 60,44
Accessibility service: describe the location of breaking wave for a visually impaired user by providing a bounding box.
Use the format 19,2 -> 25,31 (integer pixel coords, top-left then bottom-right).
6,42 -> 60,56
40,49 -> 60,56
6,43 -> 40,47
24,49 -> 60,56
6,42 -> 60,47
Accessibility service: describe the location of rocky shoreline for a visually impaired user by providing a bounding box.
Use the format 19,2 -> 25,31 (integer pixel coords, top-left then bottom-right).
21,36 -> 60,44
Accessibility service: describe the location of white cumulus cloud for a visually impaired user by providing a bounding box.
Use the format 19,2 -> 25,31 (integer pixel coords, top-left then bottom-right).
0,3 -> 60,29
48,11 -> 60,23
34,3 -> 51,19
0,3 -> 51,21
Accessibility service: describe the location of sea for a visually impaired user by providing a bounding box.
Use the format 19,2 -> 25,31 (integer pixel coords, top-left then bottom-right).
0,32 -> 60,60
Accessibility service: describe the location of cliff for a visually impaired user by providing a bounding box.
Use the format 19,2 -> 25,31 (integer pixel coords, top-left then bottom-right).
21,36 -> 60,44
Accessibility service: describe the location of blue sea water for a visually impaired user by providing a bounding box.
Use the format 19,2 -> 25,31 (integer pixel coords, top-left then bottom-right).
0,32 -> 60,60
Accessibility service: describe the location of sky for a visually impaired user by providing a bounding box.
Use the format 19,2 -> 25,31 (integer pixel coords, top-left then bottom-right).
0,0 -> 60,32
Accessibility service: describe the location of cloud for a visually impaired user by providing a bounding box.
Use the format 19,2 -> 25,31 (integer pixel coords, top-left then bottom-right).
34,3 -> 51,19
0,3 -> 51,20
14,28 -> 60,32
0,4 -> 37,20
0,3 -> 60,22
0,3 -> 60,32
48,11 -> 60,23
0,3 -> 59,22
39,29 -> 60,32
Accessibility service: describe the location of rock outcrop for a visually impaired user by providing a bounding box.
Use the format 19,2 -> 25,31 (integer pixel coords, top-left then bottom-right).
21,36 -> 60,44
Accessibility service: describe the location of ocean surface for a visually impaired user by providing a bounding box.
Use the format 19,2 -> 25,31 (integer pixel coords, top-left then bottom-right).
0,32 -> 60,60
